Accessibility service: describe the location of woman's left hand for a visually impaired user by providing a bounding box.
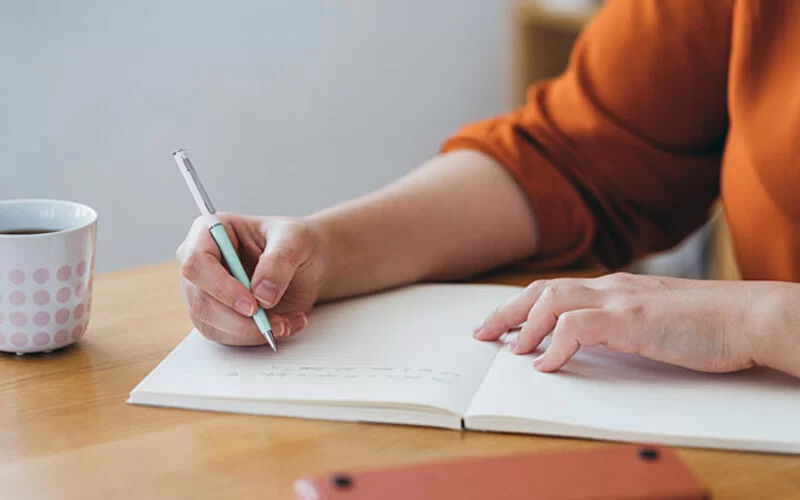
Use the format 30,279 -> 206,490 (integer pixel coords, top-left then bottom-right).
473,272 -> 795,375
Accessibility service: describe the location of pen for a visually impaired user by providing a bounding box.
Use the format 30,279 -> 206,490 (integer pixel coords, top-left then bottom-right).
172,149 -> 277,351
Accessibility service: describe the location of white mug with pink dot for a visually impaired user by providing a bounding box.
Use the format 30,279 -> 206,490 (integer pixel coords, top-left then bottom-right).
0,199 -> 98,355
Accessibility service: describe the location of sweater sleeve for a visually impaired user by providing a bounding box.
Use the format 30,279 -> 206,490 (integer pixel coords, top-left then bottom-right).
441,0 -> 733,270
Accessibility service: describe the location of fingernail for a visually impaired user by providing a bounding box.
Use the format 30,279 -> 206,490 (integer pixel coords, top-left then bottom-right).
281,318 -> 292,338
533,356 -> 546,370
472,325 -> 484,338
509,341 -> 519,353
290,313 -> 307,333
235,299 -> 254,316
272,320 -> 286,338
255,280 -> 279,307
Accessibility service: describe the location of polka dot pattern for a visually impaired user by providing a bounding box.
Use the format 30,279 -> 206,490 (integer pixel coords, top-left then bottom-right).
55,329 -> 69,344
34,290 -> 50,306
33,312 -> 50,327
55,309 -> 70,324
33,268 -> 50,284
1,258 -> 94,353
57,265 -> 71,282
11,333 -> 27,347
10,313 -> 27,327
33,332 -> 50,346
71,324 -> 84,341
10,291 -> 26,306
9,269 -> 25,285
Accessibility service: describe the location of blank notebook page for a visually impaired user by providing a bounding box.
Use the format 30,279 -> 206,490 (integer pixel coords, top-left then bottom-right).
466,337 -> 800,452
132,284 -> 518,416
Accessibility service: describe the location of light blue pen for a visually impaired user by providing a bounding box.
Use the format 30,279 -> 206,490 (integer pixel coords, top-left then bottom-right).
172,149 -> 277,351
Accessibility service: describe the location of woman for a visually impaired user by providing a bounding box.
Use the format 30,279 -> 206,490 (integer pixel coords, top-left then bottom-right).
176,0 -> 799,378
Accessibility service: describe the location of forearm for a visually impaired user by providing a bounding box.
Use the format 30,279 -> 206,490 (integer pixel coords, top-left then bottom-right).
310,150 -> 539,301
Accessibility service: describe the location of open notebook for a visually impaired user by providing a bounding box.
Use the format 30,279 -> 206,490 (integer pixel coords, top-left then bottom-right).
129,283 -> 800,454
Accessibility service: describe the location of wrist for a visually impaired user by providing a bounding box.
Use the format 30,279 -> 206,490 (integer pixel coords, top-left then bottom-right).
751,283 -> 800,378
304,212 -> 348,302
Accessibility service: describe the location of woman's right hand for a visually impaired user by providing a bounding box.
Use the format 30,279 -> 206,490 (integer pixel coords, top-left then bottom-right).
176,214 -> 329,346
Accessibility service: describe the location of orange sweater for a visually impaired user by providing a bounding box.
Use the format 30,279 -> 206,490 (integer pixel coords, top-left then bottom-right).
442,0 -> 800,281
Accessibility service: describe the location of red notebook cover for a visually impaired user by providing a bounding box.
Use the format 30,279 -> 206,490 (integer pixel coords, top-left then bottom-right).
294,444 -> 710,500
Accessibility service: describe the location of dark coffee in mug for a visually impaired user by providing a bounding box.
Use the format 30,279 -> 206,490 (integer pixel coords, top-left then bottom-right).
0,229 -> 60,235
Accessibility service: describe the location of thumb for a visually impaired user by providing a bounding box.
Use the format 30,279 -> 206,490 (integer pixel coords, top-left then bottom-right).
250,222 -> 312,310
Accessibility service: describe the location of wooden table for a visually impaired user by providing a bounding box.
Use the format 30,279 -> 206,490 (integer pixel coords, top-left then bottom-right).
2,263 -> 798,499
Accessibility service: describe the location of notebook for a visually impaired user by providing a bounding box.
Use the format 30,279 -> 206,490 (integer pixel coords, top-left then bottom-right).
128,283 -> 800,454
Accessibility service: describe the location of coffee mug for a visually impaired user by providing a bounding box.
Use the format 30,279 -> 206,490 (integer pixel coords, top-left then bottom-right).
0,199 -> 98,354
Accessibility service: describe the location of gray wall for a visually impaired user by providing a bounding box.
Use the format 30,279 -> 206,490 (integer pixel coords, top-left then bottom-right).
1,1 -> 510,273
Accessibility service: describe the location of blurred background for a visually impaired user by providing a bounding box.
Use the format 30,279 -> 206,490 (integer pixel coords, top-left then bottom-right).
1,0 -> 734,279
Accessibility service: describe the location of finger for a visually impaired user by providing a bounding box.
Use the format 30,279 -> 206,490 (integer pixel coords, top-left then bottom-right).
184,281 -> 288,345
283,311 -> 309,338
269,315 -> 293,341
474,280 -> 552,340
181,240 -> 256,316
197,308 -> 292,346
251,222 -> 312,309
512,283 -> 601,354
533,309 -> 612,372
195,316 -> 291,347
179,215 -> 240,257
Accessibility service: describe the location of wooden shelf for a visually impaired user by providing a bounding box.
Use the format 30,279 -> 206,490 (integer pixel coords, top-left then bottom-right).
517,0 -> 600,33
512,0 -> 599,105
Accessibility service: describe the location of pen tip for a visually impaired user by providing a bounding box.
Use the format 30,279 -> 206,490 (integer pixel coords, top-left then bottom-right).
266,330 -> 277,352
